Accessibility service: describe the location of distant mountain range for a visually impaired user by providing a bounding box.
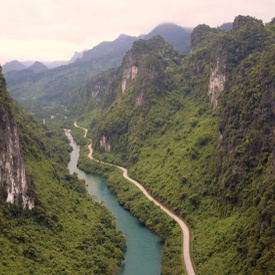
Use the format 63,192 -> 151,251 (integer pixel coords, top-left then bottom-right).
77,23 -> 192,64
2,60 -> 27,73
78,34 -> 138,65
3,23 -> 192,74
4,22 -> 228,115
4,22 -> 194,114
2,60 -> 48,74
144,23 -> 192,52
28,61 -> 48,73
2,22 -> 233,76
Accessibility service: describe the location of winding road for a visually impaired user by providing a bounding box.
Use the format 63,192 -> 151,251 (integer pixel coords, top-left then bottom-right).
74,122 -> 196,275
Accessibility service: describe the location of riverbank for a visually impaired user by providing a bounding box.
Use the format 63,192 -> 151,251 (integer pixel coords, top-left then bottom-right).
74,122 -> 196,275
65,128 -> 162,275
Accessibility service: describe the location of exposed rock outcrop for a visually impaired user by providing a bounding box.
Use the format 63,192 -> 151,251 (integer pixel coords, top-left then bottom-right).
135,92 -> 144,106
208,48 -> 226,109
121,53 -> 138,93
99,135 -> 111,152
91,84 -> 101,99
0,68 -> 34,209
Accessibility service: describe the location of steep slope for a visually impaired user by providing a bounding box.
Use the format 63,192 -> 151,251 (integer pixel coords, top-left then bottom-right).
214,17 -> 275,273
0,67 -> 34,209
94,36 -> 184,161
74,15 -> 275,274
68,51 -> 83,63
0,69 -> 125,274
74,35 -> 184,163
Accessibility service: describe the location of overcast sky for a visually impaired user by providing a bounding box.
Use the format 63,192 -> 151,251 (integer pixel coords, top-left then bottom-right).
0,0 -> 274,64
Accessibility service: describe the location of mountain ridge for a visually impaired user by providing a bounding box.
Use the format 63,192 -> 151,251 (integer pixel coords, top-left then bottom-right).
4,15 -> 275,274
144,22 -> 191,52
28,61 -> 48,73
5,23 -> 192,116
3,22 -> 192,74
2,60 -> 26,73
72,15 -> 275,274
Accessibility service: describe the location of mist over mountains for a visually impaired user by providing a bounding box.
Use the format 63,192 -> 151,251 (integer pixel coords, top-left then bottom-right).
2,60 -> 27,73
3,22 -> 193,114
3,23 -> 191,73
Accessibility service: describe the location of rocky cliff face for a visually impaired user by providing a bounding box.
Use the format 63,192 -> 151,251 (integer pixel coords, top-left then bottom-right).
121,53 -> 138,94
99,135 -> 111,152
208,46 -> 226,109
0,68 -> 34,209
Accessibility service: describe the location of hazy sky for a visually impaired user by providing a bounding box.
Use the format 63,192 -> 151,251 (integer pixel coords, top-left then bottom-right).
1,0 -> 274,64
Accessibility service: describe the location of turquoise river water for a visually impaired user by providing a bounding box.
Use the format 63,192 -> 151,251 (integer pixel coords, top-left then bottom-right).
66,130 -> 162,275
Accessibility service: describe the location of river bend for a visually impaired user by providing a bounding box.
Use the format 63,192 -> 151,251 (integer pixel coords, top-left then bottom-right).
74,122 -> 196,275
65,129 -> 162,275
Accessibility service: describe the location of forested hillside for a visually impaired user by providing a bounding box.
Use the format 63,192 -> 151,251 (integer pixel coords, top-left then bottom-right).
0,68 -> 126,274
74,15 -> 275,274
5,24 -> 191,118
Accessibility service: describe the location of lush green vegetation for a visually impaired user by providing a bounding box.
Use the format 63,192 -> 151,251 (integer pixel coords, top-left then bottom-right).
75,133 -> 185,275
6,59 -> 122,118
3,14 -> 275,275
72,16 -> 275,274
0,71 -> 126,274
0,70 -> 15,118
6,25 -> 190,118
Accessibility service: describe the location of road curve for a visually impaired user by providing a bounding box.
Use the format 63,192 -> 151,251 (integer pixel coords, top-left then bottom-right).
74,121 -> 88,137
74,122 -> 196,275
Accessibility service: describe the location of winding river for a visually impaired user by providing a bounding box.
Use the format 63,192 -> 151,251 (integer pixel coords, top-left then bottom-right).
73,123 -> 196,275
65,129 -> 162,275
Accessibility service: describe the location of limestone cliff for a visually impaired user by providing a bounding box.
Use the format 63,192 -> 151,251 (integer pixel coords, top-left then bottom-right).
0,68 -> 34,209
121,53 -> 138,94
208,46 -> 226,109
99,135 -> 111,152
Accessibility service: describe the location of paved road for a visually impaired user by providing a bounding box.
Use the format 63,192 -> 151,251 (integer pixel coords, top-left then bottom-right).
75,122 -> 196,275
